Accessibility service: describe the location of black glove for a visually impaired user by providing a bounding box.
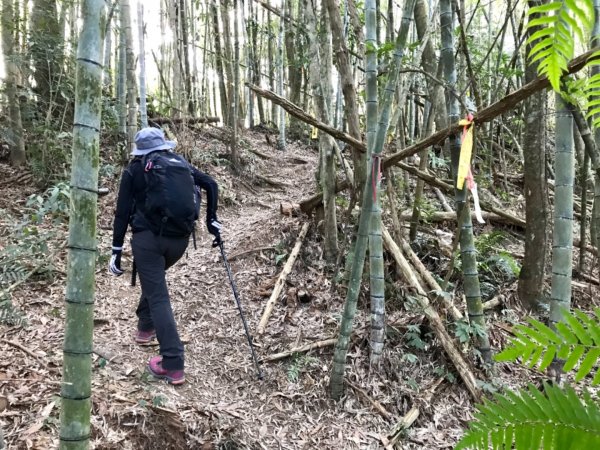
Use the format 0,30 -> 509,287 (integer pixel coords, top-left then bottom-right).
109,247 -> 124,276
207,217 -> 222,246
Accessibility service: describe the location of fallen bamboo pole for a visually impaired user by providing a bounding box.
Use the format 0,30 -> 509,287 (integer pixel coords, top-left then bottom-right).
382,226 -> 481,401
256,222 -> 311,334
261,338 -> 338,362
385,377 -> 444,449
399,238 -> 463,321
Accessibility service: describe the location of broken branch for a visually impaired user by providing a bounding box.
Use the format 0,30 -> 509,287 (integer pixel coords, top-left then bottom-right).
257,222 -> 311,334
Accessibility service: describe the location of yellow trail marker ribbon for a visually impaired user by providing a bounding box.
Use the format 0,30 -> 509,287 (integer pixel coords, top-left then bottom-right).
456,113 -> 474,190
311,126 -> 318,139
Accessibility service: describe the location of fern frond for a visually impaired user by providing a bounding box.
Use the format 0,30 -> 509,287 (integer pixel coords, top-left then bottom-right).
0,296 -> 27,327
496,308 -> 600,383
585,72 -> 600,128
456,383 -> 600,449
526,0 -> 593,92
0,264 -> 27,287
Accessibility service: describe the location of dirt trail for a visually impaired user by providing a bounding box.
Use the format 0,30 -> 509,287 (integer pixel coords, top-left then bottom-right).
1,130 -> 474,449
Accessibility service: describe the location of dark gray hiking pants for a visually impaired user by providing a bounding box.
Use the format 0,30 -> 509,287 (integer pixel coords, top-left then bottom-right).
132,230 -> 189,370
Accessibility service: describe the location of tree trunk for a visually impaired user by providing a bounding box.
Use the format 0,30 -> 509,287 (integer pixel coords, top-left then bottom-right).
325,0 -> 366,198
31,0 -> 63,114
285,0 -> 303,137
306,0 -> 338,263
277,3 -> 286,150
409,0 -> 447,240
168,0 -> 182,115
121,0 -> 136,151
117,1 -> 127,136
440,0 -> 491,362
249,1 -> 264,125
180,0 -> 193,115
137,2 -> 148,128
518,0 -> 549,310
231,0 -> 241,171
222,0 -> 235,127
1,0 -> 26,166
211,0 -> 228,126
59,2 -> 105,448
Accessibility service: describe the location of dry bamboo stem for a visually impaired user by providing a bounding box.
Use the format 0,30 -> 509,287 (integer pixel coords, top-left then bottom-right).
257,222 -> 310,334
482,294 -> 504,310
346,379 -> 393,421
399,238 -> 463,321
386,377 -> 444,448
261,338 -> 338,362
382,227 -> 481,401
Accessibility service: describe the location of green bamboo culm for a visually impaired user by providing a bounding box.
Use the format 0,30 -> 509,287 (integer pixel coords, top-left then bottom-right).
364,0 -> 377,160
330,0 -> 416,398
549,93 -> 574,329
439,0 -> 491,362
59,1 -> 106,449
369,0 -> 416,366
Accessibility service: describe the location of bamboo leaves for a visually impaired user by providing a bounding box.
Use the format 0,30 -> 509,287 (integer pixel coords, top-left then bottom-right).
456,383 -> 600,449
527,0 -> 593,92
497,308 -> 600,383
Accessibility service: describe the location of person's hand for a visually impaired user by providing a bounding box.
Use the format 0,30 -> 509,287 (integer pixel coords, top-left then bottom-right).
207,217 -> 222,247
109,248 -> 124,276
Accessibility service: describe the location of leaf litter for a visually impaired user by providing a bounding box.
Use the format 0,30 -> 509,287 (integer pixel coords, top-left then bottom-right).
2,127 -> 596,449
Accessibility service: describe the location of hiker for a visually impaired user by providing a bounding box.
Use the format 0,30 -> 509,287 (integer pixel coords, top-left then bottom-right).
108,127 -> 221,385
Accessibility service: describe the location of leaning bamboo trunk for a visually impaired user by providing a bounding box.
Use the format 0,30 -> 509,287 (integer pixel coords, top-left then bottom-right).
440,0 -> 491,362
59,2 -> 105,448
329,0 -> 416,398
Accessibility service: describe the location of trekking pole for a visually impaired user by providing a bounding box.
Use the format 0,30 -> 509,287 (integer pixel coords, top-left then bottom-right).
215,239 -> 263,379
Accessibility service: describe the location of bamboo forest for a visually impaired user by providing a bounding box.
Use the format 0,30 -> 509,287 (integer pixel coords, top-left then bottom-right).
2,0 -> 600,448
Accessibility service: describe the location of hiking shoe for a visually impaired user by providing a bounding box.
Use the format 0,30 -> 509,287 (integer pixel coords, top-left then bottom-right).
135,329 -> 156,344
147,356 -> 185,385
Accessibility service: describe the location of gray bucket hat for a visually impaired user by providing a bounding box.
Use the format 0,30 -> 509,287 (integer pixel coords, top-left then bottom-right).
131,127 -> 177,156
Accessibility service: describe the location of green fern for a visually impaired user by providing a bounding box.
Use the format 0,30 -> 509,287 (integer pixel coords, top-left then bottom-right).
0,264 -> 27,287
496,309 -> 600,383
584,55 -> 600,128
456,383 -> 600,449
526,0 -> 593,92
0,294 -> 27,327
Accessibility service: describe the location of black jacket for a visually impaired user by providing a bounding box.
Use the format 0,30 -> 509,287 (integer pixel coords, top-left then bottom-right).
112,156 -> 218,248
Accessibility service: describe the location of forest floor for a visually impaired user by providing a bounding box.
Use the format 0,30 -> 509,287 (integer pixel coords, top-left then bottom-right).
1,126 -> 599,449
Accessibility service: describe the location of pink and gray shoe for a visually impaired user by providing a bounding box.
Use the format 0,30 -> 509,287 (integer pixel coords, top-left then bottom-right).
135,329 -> 156,344
147,356 -> 185,385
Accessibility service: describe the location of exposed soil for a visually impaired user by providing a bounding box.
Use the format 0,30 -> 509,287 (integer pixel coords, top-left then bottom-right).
1,127 -> 598,449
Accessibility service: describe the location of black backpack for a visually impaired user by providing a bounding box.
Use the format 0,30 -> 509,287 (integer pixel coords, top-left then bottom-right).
141,150 -> 200,237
